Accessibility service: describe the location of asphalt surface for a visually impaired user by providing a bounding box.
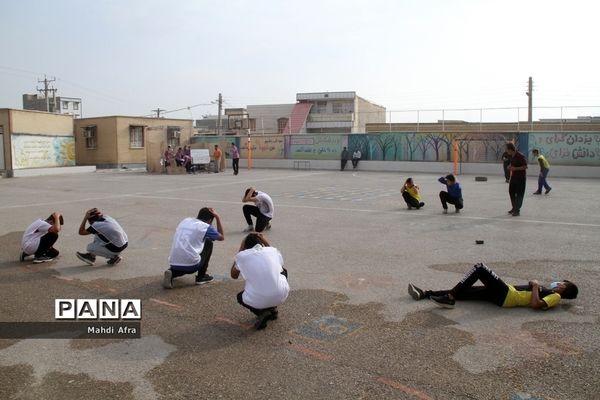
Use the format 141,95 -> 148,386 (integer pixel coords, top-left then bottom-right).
0,168 -> 599,400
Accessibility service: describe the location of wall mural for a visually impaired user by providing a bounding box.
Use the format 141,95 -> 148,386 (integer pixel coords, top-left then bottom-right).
191,131 -> 600,166
529,132 -> 600,166
11,134 -> 75,169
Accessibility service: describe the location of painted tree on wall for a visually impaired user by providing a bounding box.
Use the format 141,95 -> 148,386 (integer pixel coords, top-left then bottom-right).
425,133 -> 452,161
348,134 -> 371,160
372,133 -> 402,161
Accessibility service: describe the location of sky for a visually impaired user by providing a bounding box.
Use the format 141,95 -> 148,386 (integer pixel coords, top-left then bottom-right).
2,0 -> 600,122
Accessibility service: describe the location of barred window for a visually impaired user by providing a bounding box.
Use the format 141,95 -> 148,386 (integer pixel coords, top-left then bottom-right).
129,125 -> 144,148
84,126 -> 97,149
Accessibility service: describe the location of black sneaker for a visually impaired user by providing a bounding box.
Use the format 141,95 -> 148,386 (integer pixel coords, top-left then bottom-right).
254,311 -> 271,330
545,188 -> 552,194
430,294 -> 455,309
195,274 -> 214,285
419,202 -> 425,208
533,191 -> 542,195
408,283 -> 425,300
107,255 -> 122,265
511,211 -> 520,217
508,209 -> 514,214
76,252 -> 96,266
33,255 -> 54,264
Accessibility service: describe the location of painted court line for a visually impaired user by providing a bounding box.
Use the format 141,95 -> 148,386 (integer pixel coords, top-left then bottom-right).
375,377 -> 433,400
149,298 -> 184,309
289,344 -> 334,361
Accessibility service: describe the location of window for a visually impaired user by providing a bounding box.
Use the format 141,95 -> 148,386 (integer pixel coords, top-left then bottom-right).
167,126 -> 181,147
333,101 -> 353,113
83,126 -> 97,149
315,101 -> 327,114
129,125 -> 144,148
62,101 -> 69,109
73,102 -> 79,110
277,118 -> 289,133
248,118 -> 256,131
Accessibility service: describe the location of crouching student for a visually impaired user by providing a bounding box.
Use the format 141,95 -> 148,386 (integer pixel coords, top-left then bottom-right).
231,233 -> 289,330
401,177 -> 425,210
438,174 -> 463,214
77,208 -> 128,266
20,211 -> 63,263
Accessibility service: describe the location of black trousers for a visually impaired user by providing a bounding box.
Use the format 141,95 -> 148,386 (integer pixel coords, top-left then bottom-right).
170,240 -> 213,278
352,158 -> 360,168
425,263 -> 509,306
34,232 -> 59,258
341,159 -> 348,170
439,191 -> 463,210
243,205 -> 271,232
509,177 -> 526,212
402,192 -> 421,208
232,158 -> 239,175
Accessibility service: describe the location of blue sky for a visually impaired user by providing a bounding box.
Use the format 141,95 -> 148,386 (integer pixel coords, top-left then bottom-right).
1,0 -> 599,121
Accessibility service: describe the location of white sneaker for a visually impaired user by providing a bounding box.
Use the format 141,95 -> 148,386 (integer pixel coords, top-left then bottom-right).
163,270 -> 173,289
243,225 -> 254,232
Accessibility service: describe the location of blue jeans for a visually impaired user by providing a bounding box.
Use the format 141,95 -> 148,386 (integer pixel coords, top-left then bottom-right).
537,168 -> 551,192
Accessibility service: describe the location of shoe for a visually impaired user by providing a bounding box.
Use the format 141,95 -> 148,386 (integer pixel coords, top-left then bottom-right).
407,206 -> 413,210
430,294 -> 455,309
33,256 -> 54,264
455,208 -> 460,213
533,191 -> 542,195
269,308 -> 279,320
19,251 -> 28,262
265,223 -> 272,230
163,270 -> 173,289
508,209 -> 514,214
545,188 -> 552,194
243,225 -> 254,233
443,209 -> 448,214
107,255 -> 122,265
195,274 -> 214,285
254,311 -> 271,330
76,252 -> 96,266
511,211 -> 520,217
408,283 -> 425,300
419,202 -> 425,208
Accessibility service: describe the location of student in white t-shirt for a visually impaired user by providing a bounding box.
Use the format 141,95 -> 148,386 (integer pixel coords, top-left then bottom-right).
163,207 -> 224,289
242,187 -> 274,232
230,233 -> 289,330
20,211 -> 63,263
76,208 -> 129,266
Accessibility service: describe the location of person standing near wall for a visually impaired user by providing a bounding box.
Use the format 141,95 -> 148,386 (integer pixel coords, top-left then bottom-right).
213,145 -> 222,173
231,142 -> 240,175
340,147 -> 349,171
532,149 -> 551,195
506,143 -> 527,217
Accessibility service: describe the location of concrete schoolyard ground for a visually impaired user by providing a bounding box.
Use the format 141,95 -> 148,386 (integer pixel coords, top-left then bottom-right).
0,168 -> 599,400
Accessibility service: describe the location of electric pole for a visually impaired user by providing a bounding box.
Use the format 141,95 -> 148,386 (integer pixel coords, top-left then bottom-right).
152,108 -> 165,118
37,75 -> 56,112
526,76 -> 533,124
217,93 -> 223,135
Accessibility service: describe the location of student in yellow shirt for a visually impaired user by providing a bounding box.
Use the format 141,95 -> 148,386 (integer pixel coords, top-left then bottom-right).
400,177 -> 425,210
408,262 -> 578,310
532,149 -> 552,195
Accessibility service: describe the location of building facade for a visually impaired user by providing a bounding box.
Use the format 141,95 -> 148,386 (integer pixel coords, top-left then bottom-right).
0,109 -> 75,177
23,94 -> 82,118
74,116 -> 193,170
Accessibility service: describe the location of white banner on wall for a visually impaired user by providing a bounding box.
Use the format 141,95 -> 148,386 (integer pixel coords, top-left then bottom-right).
11,134 -> 76,169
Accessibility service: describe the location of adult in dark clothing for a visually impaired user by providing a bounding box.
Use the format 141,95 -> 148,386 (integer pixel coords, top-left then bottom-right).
340,147 -> 349,171
506,143 -> 527,217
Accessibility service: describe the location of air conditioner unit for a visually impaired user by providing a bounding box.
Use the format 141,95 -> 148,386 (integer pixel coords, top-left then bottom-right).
173,131 -> 180,138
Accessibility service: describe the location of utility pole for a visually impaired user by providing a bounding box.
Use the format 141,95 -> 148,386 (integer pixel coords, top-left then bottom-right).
526,76 -> 533,124
217,93 -> 223,135
152,108 -> 165,118
37,75 -> 56,112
